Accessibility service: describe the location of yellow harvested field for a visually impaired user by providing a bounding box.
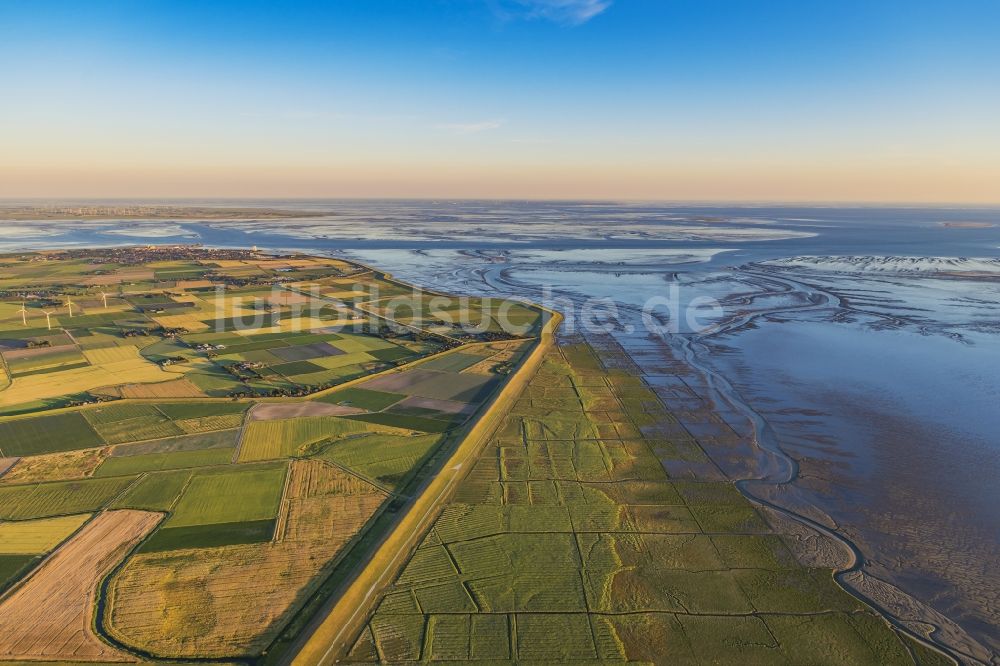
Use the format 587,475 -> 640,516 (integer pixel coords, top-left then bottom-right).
82,346 -> 146,365
321,277 -> 358,286
198,296 -> 258,318
282,458 -> 382,501
0,509 -> 161,662
174,279 -> 215,289
0,302 -> 22,318
0,513 -> 90,554
119,378 -> 206,399
322,289 -> 362,299
0,353 -> 177,408
233,317 -> 331,337
107,461 -> 386,658
151,313 -> 211,331
0,447 -> 108,484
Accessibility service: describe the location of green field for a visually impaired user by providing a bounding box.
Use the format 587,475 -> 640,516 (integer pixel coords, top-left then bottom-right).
138,464 -> 287,552
316,387 -> 406,411
7,349 -> 89,377
111,469 -> 193,511
81,402 -> 165,425
0,412 -> 104,456
141,519 -> 277,552
344,411 -> 453,433
95,447 -> 235,477
0,476 -> 135,520
0,554 -> 37,592
93,415 -> 186,445
165,464 -> 287,527
317,432 -> 444,488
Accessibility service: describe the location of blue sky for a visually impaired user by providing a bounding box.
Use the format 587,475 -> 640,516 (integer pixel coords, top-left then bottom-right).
1,0 -> 999,201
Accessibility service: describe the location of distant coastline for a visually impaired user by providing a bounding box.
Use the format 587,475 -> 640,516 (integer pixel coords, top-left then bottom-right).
0,205 -> 327,221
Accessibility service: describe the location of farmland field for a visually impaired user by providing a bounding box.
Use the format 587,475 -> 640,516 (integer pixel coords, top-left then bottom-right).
238,416 -> 377,461
0,554 -> 36,591
0,412 -> 103,456
0,250 -> 463,413
165,464 -> 287,527
0,447 -> 107,483
0,476 -> 136,520
107,460 -> 388,658
111,469 -> 193,511
94,446 -> 236,476
0,248 -> 546,662
0,513 -> 90,553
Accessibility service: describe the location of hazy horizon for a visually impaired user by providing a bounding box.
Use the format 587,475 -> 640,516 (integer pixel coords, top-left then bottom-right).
3,197 -> 1000,209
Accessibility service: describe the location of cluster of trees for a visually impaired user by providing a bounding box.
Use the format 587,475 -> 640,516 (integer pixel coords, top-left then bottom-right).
68,393 -> 117,408
121,328 -> 151,338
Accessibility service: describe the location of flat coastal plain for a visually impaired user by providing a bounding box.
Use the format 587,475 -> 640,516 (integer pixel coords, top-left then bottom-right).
0,246 -> 542,664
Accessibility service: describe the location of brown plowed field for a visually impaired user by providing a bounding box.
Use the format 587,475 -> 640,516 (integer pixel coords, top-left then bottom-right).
251,402 -> 365,421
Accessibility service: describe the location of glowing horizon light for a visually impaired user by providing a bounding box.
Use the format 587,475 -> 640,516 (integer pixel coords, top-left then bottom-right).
1,1 -> 998,204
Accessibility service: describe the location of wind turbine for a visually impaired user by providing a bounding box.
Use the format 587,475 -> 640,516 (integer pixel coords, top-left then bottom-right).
42,310 -> 54,330
64,296 -> 76,317
99,291 -> 110,308
17,302 -> 28,326
271,305 -> 282,325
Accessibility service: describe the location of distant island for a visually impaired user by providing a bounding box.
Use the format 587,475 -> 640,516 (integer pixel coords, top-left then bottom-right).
941,221 -> 995,228
0,205 -> 327,220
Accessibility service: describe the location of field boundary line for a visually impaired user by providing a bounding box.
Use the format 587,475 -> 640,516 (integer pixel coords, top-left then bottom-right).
232,403 -> 258,463
107,473 -> 149,508
273,461 -> 295,541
